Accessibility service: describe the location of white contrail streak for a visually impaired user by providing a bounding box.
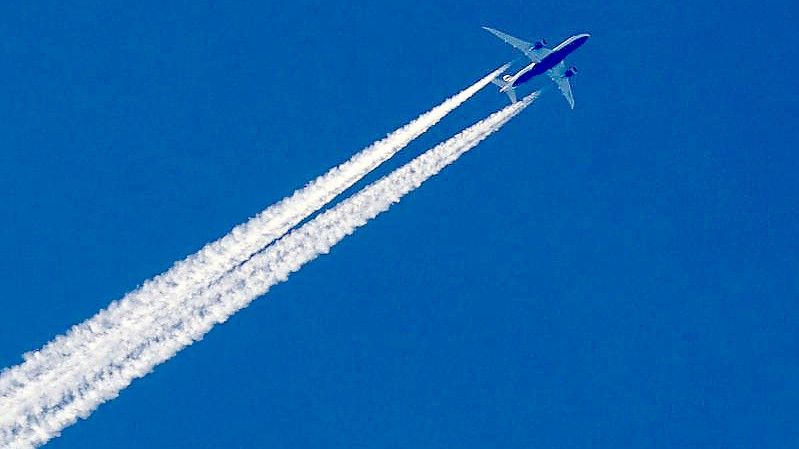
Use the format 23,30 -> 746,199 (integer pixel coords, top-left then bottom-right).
0,91 -> 539,449
0,65 -> 507,421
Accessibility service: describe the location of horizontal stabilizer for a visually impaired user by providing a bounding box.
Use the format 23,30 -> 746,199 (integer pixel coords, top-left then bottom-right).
505,88 -> 518,104
489,77 -> 518,103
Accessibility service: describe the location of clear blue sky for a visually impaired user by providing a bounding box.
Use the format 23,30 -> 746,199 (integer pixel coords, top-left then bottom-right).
1,1 -> 797,448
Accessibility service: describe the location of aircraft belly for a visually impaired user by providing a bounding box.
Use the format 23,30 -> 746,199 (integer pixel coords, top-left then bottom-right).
513,64 -> 548,86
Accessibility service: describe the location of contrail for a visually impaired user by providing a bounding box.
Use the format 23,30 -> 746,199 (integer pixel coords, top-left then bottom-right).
0,65 -> 507,420
0,91 -> 539,449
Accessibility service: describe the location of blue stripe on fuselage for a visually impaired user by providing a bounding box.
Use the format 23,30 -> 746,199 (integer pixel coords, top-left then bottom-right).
512,33 -> 590,87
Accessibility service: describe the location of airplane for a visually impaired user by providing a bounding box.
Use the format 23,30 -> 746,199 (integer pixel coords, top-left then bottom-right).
482,26 -> 590,108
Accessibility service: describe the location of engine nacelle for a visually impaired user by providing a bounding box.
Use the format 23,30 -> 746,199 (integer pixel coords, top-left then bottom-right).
564,66 -> 578,78
502,74 -> 513,83
533,38 -> 548,50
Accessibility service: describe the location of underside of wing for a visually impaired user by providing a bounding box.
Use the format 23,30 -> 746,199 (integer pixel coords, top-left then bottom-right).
482,26 -> 550,62
555,77 -> 575,109
548,62 -> 575,109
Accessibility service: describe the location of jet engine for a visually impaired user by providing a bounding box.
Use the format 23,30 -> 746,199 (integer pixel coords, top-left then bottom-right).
533,38 -> 548,50
564,66 -> 578,78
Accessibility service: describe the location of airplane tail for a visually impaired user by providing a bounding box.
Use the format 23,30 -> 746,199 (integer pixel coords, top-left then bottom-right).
489,77 -> 506,89
490,76 -> 518,103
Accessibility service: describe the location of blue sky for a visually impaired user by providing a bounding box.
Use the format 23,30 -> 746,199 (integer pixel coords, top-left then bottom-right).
1,1 -> 797,448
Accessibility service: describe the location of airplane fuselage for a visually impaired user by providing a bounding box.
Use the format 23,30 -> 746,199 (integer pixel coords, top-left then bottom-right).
511,33 -> 590,87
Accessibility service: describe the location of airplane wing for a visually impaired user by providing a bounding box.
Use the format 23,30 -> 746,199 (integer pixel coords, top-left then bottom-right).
482,26 -> 552,62
548,62 -> 575,109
